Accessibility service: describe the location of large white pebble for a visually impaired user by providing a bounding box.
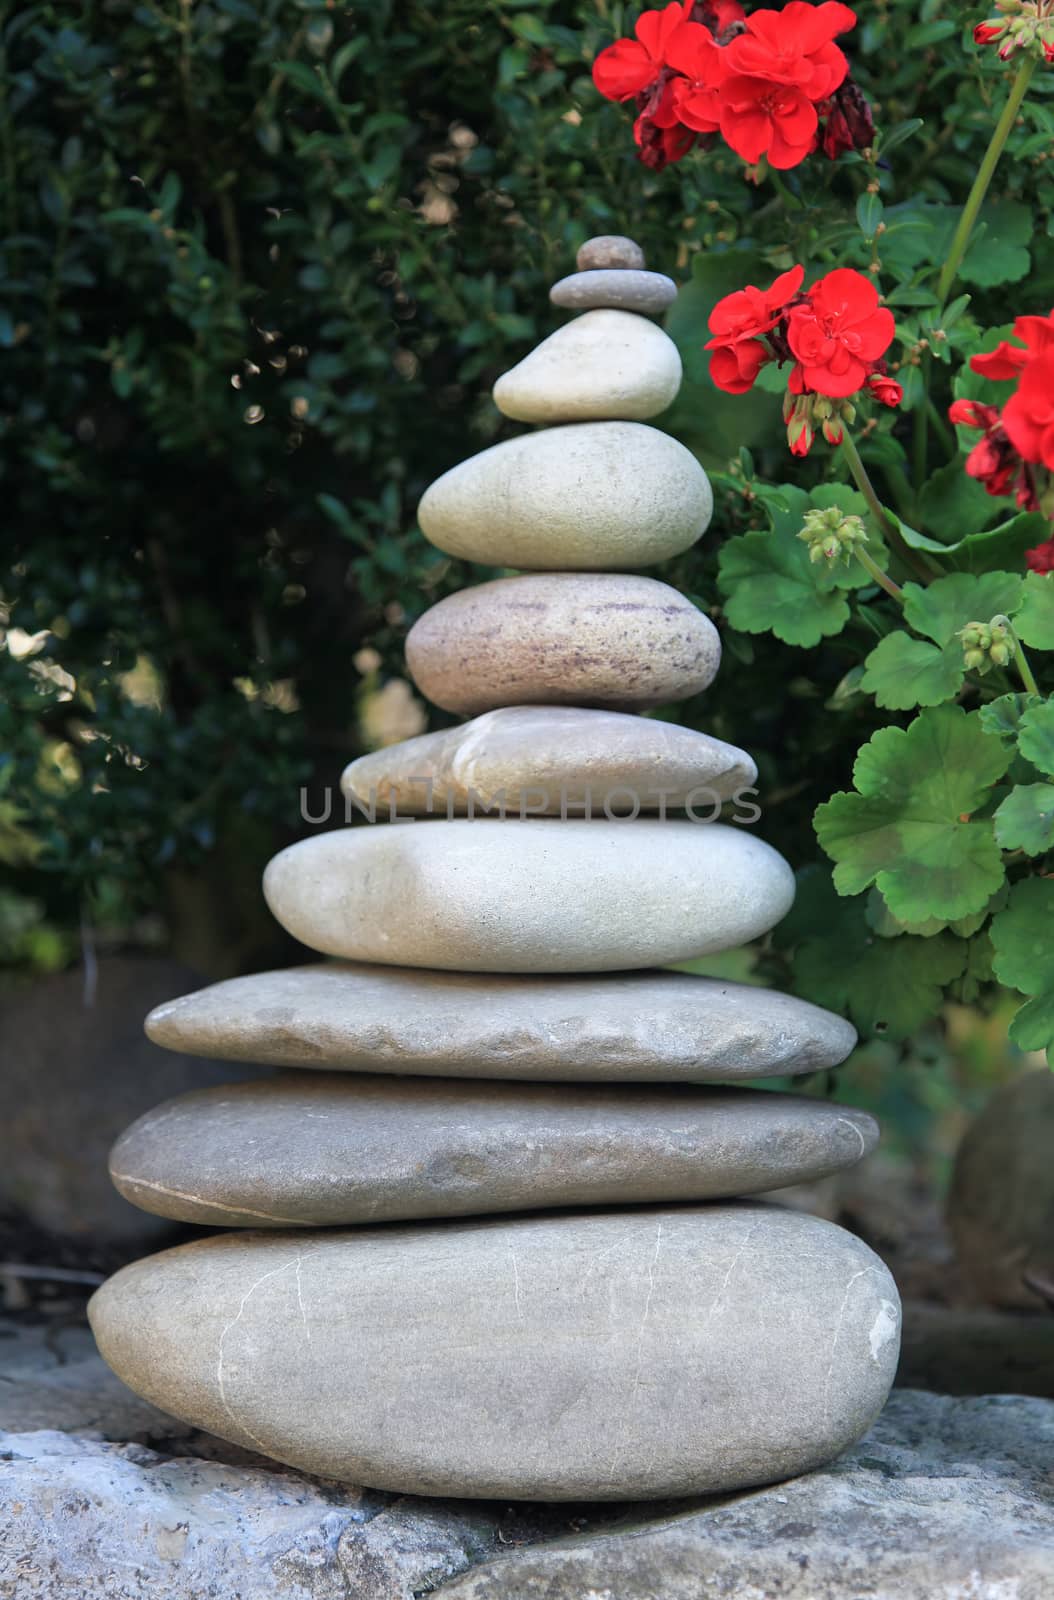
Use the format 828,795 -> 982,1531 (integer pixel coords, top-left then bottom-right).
417,422 -> 711,570
262,819 -> 795,973
493,310 -> 681,423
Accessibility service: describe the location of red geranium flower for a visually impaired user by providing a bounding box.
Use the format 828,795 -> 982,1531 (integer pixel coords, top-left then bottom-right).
970,311 -> 1054,379
1027,538 -> 1054,574
722,0 -> 854,95
867,373 -> 904,407
705,264 -> 805,392
787,268 -> 895,398
666,21 -> 725,132
593,1 -> 690,100
1003,350 -> 1054,471
716,74 -> 820,167
948,398 -> 1039,510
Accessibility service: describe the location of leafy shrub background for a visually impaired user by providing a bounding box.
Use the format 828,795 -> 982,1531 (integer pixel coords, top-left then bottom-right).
2,0 -> 1053,1076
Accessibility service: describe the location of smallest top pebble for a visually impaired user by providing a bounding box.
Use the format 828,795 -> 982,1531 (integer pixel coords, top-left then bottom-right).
576,235 -> 645,271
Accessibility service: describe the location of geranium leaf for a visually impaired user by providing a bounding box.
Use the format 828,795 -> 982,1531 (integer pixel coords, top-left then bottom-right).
901,571 -> 1024,646
1015,572 -> 1054,650
814,705 -> 1012,922
717,527 -> 851,647
1008,992 -> 1054,1056
860,632 -> 963,709
993,784 -> 1054,855
979,692 -> 1043,743
1017,701 -> 1054,776
990,876 -> 1054,994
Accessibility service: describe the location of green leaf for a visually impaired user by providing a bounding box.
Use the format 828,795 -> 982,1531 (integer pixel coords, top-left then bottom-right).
1018,701 -> 1054,776
877,118 -> 924,157
860,632 -> 963,709
993,783 -> 1054,855
959,199 -> 1032,288
917,457 -> 1002,540
990,875 -> 1054,994
1008,992 -> 1054,1055
1015,572 -> 1054,650
273,60 -> 336,106
857,191 -> 883,238
979,692 -> 1043,743
717,527 -> 851,648
814,705 -> 1013,923
902,570 -> 1024,646
783,869 -> 967,1040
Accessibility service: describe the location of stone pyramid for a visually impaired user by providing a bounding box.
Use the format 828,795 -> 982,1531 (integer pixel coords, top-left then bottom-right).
89,236 -> 901,1502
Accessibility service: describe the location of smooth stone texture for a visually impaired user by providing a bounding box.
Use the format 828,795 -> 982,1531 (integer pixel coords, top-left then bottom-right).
492,311 -> 681,423
417,422 -> 711,570
109,1075 -> 879,1227
262,820 -> 796,973
89,1205 -> 901,1500
550,269 -> 677,314
145,963 -> 858,1082
341,706 -> 756,817
405,573 -> 720,715
577,234 -> 645,270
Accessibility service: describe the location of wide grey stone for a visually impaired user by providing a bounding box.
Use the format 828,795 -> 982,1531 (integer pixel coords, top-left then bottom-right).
5,1394 -> 1052,1600
492,311 -> 681,423
145,962 -> 858,1082
340,705 -> 756,817
262,820 -> 795,973
576,234 -> 646,270
109,1076 -> 878,1227
0,956 -> 263,1247
89,1205 -> 900,1500
550,268 -> 677,314
405,573 -> 720,715
435,1393 -> 1054,1600
416,421 -> 711,570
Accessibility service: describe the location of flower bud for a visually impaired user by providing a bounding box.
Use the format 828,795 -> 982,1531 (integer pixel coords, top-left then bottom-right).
797,507 -> 868,565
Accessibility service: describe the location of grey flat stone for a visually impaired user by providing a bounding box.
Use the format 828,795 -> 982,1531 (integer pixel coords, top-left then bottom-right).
340,706 -> 755,817
576,235 -> 645,270
89,1205 -> 900,1499
405,573 -> 720,715
550,269 -> 676,314
417,421 -> 710,570
109,1076 -> 879,1227
145,963 -> 858,1082
262,820 -> 794,973
492,310 -> 681,423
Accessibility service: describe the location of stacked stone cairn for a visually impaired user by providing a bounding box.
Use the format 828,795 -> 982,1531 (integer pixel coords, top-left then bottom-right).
91,238 -> 901,1502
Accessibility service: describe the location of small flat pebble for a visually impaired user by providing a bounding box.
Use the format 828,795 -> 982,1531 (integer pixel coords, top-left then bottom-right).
550,269 -> 677,315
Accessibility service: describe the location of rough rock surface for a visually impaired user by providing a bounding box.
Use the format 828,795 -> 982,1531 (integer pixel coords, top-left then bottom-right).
340,705 -> 755,818
109,1076 -> 878,1227
492,309 -> 681,422
262,820 -> 796,972
549,268 -> 677,314
145,962 -> 858,1081
0,956 -> 263,1246
405,572 -> 720,716
416,421 -> 710,570
3,1390 -> 1051,1599
89,1205 -> 899,1499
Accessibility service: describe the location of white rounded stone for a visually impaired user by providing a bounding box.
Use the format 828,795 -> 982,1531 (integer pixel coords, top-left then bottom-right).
577,235 -> 646,270
89,1206 -> 901,1499
492,310 -> 681,423
261,819 -> 795,973
417,422 -> 710,570
145,963 -> 858,1083
405,573 -> 720,716
340,705 -> 755,816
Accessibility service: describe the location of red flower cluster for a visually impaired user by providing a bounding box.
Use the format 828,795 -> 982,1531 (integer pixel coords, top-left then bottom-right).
949,312 -> 1054,546
974,4 -> 1054,66
593,1 -> 873,172
707,265 -> 901,454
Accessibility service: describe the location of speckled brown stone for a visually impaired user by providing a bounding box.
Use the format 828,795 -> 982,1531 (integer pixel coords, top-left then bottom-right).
576,235 -> 646,270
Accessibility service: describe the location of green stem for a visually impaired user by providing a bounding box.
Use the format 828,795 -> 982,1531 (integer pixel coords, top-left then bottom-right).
936,56 -> 1036,308
856,544 -> 905,604
993,616 -> 1040,696
769,169 -> 805,211
840,431 -> 932,583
